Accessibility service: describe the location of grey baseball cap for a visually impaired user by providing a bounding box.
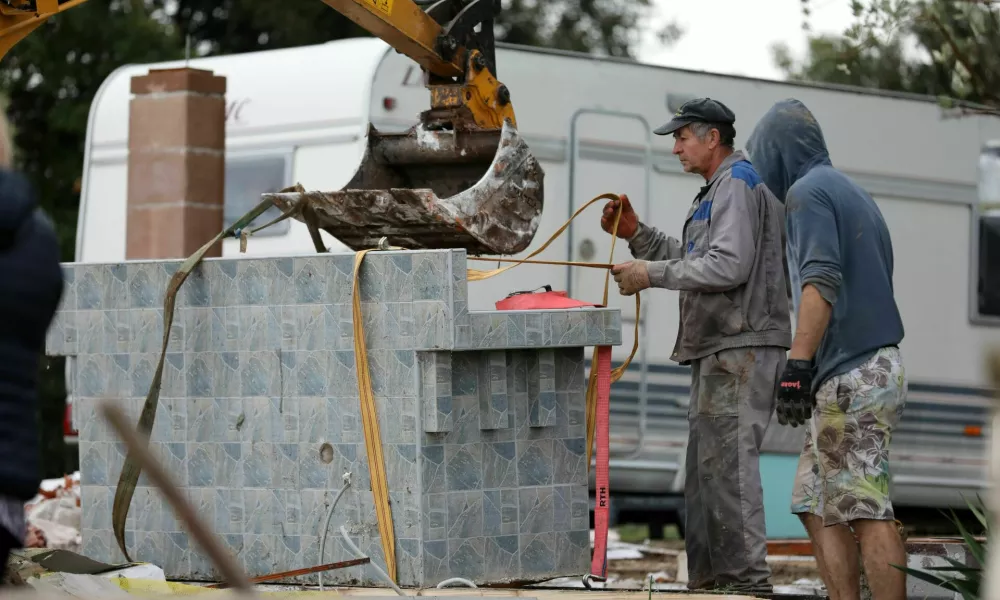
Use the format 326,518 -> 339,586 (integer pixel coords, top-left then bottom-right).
654,97 -> 736,136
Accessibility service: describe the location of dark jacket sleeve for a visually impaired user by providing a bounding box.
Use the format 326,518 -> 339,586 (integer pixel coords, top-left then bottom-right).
786,184 -> 842,305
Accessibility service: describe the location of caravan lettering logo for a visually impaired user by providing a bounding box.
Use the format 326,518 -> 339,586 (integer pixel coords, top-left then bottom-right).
226,98 -> 251,125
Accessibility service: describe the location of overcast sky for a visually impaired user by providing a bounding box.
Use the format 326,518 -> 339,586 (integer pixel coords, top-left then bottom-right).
635,0 -> 857,80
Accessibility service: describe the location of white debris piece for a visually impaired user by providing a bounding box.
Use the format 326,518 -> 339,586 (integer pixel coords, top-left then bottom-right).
24,472 -> 82,552
606,543 -> 644,561
415,124 -> 443,150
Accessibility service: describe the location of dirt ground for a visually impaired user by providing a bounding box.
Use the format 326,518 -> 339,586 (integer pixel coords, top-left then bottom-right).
607,529 -> 822,586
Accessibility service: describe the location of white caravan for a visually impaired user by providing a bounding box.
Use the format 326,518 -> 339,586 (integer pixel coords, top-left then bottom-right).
73,37 -> 1000,537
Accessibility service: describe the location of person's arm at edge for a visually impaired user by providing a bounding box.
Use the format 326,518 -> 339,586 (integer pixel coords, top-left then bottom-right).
786,188 -> 841,361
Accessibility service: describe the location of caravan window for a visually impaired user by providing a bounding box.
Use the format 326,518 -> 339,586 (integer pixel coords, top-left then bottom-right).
978,214 -> 1000,319
224,155 -> 291,237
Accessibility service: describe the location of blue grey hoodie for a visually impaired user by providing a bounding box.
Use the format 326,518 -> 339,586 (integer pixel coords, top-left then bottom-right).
745,99 -> 904,391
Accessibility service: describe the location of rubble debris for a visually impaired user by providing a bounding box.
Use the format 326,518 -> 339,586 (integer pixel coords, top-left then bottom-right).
22,472 -> 82,552
4,547 -> 160,588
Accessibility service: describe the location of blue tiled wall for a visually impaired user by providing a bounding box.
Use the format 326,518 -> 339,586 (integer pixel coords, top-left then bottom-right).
46,249 -> 622,588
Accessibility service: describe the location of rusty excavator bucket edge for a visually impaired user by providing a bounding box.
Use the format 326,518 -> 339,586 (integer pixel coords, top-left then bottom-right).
263,119 -> 545,256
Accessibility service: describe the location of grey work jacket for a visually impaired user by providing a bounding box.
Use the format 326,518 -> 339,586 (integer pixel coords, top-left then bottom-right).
627,150 -> 792,364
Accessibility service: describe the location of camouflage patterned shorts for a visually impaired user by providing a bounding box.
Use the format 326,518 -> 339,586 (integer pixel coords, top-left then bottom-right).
790,346 -> 907,526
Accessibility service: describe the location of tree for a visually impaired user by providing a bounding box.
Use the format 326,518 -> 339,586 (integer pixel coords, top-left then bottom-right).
772,32 -> 939,93
155,0 -> 679,60
149,0 -> 370,56
773,0 -> 1000,116
493,0 -> 681,58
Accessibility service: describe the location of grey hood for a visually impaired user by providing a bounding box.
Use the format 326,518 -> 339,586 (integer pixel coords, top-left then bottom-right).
744,98 -> 832,202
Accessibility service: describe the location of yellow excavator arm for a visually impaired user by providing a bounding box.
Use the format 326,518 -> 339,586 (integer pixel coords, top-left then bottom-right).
320,0 -> 517,131
322,0 -> 466,78
0,0 -> 89,61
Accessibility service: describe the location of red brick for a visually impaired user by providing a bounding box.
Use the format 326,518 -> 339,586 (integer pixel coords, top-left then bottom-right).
130,68 -> 226,96
127,204 -> 224,260
129,94 -> 226,151
127,151 -> 225,208
126,67 -> 227,260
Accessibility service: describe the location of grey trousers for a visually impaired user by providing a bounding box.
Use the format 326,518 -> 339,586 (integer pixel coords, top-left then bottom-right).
684,345 -> 785,593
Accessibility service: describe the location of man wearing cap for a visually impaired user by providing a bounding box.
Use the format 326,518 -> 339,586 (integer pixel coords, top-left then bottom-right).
601,98 -> 791,593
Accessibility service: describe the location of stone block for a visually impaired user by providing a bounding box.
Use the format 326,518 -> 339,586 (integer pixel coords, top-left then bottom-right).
49,250 -> 620,588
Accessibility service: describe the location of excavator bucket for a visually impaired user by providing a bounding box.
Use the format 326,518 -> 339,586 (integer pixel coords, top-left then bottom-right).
264,118 -> 544,256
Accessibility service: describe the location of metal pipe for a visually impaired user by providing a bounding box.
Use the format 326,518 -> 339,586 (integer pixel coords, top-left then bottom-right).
206,558 -> 371,589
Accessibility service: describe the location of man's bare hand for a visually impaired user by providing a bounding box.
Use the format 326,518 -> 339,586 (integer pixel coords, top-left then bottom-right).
601,194 -> 639,239
611,260 -> 651,296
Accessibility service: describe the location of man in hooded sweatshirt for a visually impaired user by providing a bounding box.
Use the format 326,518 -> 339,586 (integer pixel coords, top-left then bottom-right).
602,98 -> 791,593
0,112 -> 65,578
745,98 -> 907,600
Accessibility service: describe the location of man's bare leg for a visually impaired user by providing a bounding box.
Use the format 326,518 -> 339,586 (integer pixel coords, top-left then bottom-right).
852,519 -> 907,600
799,513 -> 861,600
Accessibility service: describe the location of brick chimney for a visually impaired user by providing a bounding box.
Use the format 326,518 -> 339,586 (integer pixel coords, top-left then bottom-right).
126,67 -> 227,259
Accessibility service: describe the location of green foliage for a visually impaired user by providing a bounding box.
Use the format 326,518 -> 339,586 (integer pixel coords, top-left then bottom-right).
772,33 -> 938,93
147,0 -> 371,57
777,0 -> 1000,116
892,496 -> 988,600
157,0 -> 678,60
494,0 -> 673,58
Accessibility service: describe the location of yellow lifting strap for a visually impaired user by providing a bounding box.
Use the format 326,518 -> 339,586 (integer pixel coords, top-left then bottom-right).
110,189 -> 641,586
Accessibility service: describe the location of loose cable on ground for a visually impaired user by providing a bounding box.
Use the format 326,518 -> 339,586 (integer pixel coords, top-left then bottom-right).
436,577 -> 478,589
339,525 -> 405,596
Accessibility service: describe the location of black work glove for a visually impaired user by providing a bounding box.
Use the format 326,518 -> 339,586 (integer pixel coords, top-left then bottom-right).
777,359 -> 816,427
